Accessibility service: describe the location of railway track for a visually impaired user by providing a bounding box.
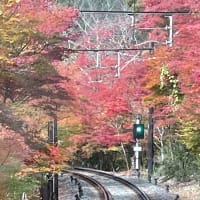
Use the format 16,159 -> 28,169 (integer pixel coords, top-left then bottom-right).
65,169 -> 113,200
63,167 -> 151,200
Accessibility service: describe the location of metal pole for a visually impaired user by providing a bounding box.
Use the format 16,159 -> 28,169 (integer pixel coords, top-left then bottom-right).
48,173 -> 53,200
52,118 -> 58,200
134,114 -> 142,177
53,118 -> 57,145
52,173 -> 58,200
135,141 -> 139,170
52,121 -> 55,146
168,15 -> 173,47
148,107 -> 154,182
47,118 -> 58,200
116,51 -> 120,78
135,115 -> 141,172
165,15 -> 173,47
53,174 -> 55,194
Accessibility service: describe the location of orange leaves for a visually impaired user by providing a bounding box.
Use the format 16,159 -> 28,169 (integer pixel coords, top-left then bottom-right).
0,0 -> 80,175
22,150 -> 66,175
70,134 -> 90,145
48,146 -> 63,163
17,0 -> 78,36
36,8 -> 78,36
25,145 -> 66,170
0,0 -> 78,66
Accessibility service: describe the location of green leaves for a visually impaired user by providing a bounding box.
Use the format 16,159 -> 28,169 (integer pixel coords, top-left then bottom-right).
156,142 -> 199,182
5,176 -> 40,200
160,65 -> 180,105
180,120 -> 200,154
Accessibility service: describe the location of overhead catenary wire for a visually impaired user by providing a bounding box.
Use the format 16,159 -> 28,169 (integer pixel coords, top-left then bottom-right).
68,48 -> 153,52
80,10 -> 190,15
71,9 -> 181,53
73,8 -> 185,82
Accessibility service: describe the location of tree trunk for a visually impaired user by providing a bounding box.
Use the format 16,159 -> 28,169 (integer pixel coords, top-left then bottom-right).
121,143 -> 130,171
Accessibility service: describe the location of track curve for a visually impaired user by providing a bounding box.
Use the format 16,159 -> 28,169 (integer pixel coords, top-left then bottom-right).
64,169 -> 113,200
63,167 -> 151,200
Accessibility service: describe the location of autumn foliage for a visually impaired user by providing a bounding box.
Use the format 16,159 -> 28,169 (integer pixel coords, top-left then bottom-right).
0,0 -> 200,181
0,0 -> 79,174
64,0 -> 200,164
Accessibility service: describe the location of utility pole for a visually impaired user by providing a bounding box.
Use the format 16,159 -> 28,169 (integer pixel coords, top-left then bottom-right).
148,107 -> 154,182
47,118 -> 58,200
46,172 -> 58,200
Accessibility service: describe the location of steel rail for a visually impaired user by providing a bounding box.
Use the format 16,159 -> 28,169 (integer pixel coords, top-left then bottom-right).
63,169 -> 113,200
73,167 -> 151,200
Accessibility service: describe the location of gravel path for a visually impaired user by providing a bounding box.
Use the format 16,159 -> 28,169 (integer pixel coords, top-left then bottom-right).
120,175 -> 179,200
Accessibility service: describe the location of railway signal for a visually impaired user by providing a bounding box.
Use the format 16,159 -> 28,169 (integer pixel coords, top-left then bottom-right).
132,114 -> 144,177
48,118 -> 58,145
133,123 -> 145,139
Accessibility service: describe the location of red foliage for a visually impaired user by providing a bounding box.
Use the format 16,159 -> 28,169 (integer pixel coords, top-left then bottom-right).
68,1 -> 200,151
17,0 -> 78,36
139,0 -> 200,126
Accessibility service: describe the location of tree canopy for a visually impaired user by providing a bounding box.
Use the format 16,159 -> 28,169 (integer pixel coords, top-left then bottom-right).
0,1 -> 200,196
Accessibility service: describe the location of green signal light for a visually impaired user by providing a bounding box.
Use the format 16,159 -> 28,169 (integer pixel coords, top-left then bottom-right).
136,126 -> 143,132
133,124 -> 144,139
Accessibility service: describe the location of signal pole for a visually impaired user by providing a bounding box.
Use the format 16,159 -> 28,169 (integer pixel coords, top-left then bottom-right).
47,118 -> 58,200
134,141 -> 142,177
148,107 -> 154,182
133,114 -> 143,177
